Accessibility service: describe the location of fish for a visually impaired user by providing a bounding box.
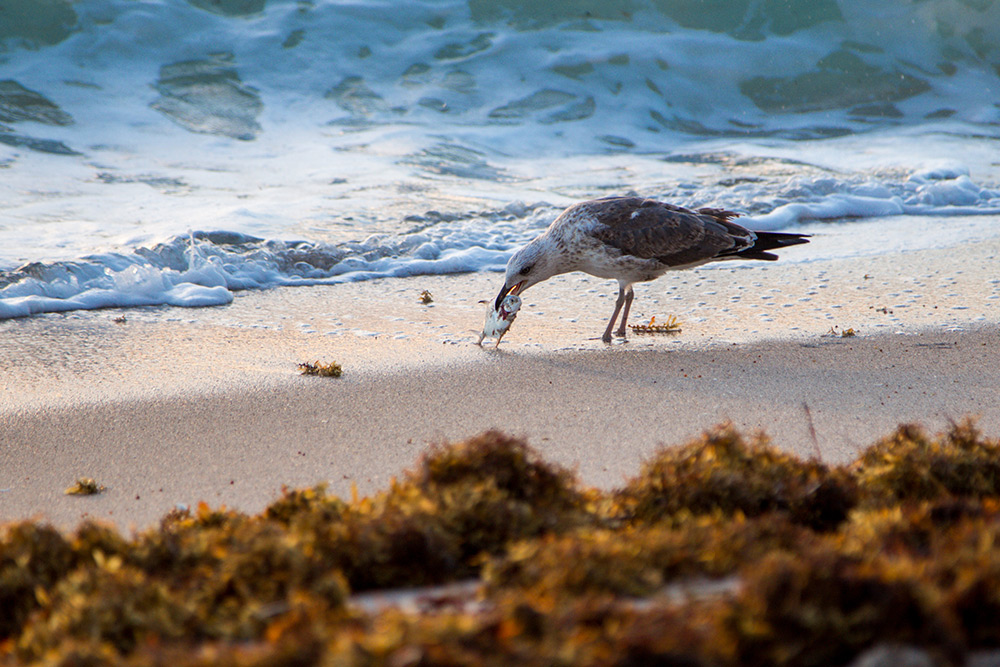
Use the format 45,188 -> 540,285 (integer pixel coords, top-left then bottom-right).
476,294 -> 522,348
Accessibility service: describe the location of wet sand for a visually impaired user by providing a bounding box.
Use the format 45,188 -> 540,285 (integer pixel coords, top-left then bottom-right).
2,229 -> 1000,529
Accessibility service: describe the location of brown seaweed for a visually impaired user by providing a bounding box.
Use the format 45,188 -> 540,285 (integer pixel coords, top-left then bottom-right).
3,424 -> 1000,666
614,424 -> 857,530
64,478 -> 107,495
628,314 -> 682,334
298,360 -> 343,377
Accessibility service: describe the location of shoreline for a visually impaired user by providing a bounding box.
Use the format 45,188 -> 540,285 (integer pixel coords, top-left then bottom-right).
3,232 -> 1000,529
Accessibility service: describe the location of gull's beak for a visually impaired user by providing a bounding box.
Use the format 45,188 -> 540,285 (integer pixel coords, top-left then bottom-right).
494,280 -> 524,310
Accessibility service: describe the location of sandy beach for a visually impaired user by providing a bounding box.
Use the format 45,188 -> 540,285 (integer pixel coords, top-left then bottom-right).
3,223 -> 1000,529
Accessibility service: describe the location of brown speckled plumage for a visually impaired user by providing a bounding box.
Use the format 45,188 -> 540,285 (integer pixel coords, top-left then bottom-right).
496,196 -> 809,343
576,197 -> 754,268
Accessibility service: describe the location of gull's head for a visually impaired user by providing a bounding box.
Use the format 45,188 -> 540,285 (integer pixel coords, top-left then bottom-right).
494,240 -> 555,310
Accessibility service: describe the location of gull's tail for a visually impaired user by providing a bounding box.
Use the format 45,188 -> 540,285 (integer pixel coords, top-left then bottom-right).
736,231 -> 811,261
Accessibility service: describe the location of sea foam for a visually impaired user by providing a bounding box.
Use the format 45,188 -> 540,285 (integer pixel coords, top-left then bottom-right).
1,0 -> 999,319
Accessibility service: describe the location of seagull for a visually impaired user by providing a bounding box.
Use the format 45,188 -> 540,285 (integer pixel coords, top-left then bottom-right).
494,196 -> 809,343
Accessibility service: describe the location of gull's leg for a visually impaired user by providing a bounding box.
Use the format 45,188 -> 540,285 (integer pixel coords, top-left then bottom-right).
615,287 -> 635,337
602,286 -> 628,343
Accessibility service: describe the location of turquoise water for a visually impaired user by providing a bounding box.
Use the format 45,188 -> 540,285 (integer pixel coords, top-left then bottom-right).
1,0 -> 999,318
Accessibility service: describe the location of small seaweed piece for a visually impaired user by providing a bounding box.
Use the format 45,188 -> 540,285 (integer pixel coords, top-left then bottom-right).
419,289 -> 434,304
298,361 -> 342,378
629,315 -> 682,335
825,326 -> 857,338
65,478 -> 106,496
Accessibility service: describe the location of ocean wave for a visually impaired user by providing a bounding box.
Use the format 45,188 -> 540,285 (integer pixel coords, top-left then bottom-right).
2,0 -> 999,319
2,0 -> 999,151
0,206 -> 550,319
2,164 -> 998,319
745,164 -> 1000,228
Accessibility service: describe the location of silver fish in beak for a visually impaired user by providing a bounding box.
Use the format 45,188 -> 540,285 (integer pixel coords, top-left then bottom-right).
476,294 -> 522,348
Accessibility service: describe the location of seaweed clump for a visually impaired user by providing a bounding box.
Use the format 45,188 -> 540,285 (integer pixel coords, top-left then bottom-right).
64,477 -> 106,495
0,524 -> 75,639
853,420 -> 1000,505
484,514 -> 812,598
6,423 -> 1000,666
730,548 -> 962,667
10,503 -> 349,662
629,314 -> 682,334
298,360 -> 342,377
406,431 -> 593,559
299,431 -> 593,591
615,424 -> 857,530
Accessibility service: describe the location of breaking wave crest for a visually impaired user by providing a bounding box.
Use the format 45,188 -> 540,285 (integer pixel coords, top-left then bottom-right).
3,165 -> 997,319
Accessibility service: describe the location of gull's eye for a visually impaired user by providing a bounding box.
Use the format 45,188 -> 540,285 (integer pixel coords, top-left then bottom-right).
521,264 -> 534,275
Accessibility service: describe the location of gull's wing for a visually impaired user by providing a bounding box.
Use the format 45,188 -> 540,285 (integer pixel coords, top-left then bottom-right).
581,197 -> 754,267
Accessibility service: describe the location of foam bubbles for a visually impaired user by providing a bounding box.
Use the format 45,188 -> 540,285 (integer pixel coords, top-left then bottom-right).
1,0 -> 999,320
